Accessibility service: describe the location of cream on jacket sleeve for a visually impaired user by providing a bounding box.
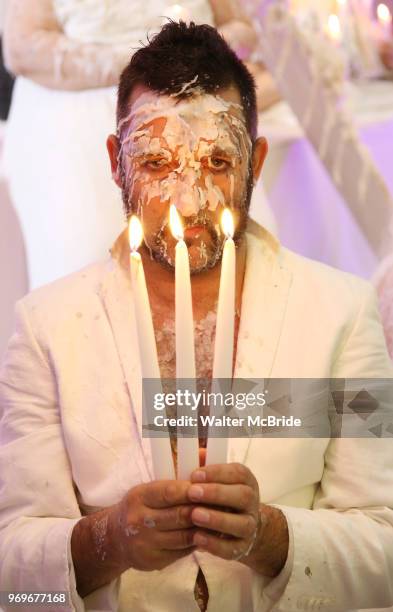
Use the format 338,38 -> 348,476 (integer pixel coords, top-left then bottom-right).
0,300 -> 118,611
264,282 -> 393,612
3,0 -> 131,90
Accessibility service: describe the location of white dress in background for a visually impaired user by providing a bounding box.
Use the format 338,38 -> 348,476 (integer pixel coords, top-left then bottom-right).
3,0 -> 215,289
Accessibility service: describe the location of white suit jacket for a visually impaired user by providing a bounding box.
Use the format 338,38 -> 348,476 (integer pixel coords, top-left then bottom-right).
1,220 -> 393,612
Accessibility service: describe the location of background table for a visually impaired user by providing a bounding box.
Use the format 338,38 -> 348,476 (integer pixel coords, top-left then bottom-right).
252,79 -> 393,279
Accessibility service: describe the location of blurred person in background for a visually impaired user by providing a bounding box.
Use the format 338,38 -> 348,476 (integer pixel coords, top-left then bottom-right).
2,0 -> 279,290
373,0 -> 393,70
379,30 -> 393,71
379,38 -> 393,70
0,0 -> 13,122
0,44 -> 13,122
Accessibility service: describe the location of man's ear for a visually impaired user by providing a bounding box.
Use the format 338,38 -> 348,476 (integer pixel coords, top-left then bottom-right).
252,137 -> 268,183
106,134 -> 122,188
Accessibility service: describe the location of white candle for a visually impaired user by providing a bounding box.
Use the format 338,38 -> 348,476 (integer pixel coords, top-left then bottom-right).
377,3 -> 392,39
129,216 -> 175,480
206,208 -> 236,466
169,205 -> 199,480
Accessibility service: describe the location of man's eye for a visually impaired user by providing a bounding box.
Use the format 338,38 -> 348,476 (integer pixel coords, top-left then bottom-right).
142,158 -> 169,170
208,157 -> 230,171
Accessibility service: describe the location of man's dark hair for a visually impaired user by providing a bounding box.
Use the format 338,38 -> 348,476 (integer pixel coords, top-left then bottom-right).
117,21 -> 258,141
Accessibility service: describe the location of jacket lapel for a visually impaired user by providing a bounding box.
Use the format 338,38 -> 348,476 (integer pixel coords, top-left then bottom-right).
228,221 -> 293,464
97,254 -> 154,482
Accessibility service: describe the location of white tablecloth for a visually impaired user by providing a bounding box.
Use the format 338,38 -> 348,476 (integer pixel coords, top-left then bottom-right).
254,79 -> 393,279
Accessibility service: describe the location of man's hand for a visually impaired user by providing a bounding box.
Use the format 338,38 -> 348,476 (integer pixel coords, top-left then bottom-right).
71,480 -> 197,598
114,480 -> 198,571
188,462 -> 289,577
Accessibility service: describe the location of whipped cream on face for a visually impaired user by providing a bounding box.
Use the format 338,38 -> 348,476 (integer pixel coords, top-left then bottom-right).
117,89 -> 252,217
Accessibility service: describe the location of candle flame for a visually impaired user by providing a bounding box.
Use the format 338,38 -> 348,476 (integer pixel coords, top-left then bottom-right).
221,208 -> 234,239
377,3 -> 391,24
327,14 -> 342,41
129,216 -> 143,252
169,205 -> 184,241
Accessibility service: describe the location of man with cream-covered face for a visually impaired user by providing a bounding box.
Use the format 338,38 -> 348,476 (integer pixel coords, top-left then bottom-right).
110,84 -> 261,275
1,21 -> 393,612
105,27 -> 269,394
106,74 -> 267,392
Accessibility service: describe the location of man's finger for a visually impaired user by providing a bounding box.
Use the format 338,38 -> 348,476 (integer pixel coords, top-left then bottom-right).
187,482 -> 257,511
141,480 -> 191,508
158,527 -> 198,550
192,530 -> 245,561
190,462 -> 258,488
191,506 -> 257,539
144,504 -> 197,531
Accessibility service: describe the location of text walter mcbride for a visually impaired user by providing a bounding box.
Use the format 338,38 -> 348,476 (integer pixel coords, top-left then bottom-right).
200,415 -> 302,427
153,415 -> 302,428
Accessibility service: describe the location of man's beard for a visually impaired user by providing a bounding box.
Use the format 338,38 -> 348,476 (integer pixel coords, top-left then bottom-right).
121,163 -> 254,274
155,211 -> 221,275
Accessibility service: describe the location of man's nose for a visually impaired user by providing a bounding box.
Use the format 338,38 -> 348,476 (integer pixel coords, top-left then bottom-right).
174,169 -> 203,217
177,187 -> 202,216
